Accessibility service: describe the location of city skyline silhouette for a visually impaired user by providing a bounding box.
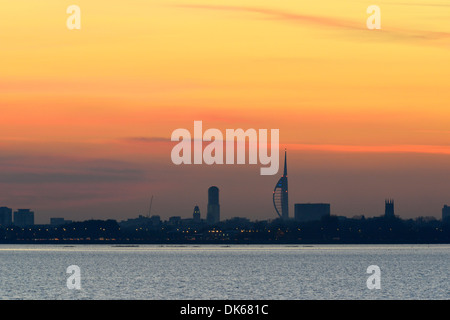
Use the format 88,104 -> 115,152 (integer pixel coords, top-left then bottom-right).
1,148 -> 450,225
1,177 -> 449,242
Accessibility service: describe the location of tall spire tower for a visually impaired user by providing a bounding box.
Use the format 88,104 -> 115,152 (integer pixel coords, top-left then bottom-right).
273,149 -> 289,220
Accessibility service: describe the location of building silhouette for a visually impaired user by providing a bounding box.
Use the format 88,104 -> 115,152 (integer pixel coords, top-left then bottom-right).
0,207 -> 13,227
50,218 -> 72,226
150,215 -> 161,226
294,203 -> 330,222
207,186 -> 220,224
193,205 -> 201,223
273,149 -> 289,220
443,205 -> 450,221
168,216 -> 181,226
14,209 -> 34,227
385,199 -> 395,218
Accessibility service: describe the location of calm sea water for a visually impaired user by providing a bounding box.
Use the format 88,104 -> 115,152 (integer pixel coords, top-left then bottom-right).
0,244 -> 448,300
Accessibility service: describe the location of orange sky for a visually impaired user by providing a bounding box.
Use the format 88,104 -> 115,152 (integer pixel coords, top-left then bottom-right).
1,1 -> 450,222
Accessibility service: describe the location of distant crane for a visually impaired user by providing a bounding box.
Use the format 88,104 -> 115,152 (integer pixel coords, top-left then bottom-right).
147,195 -> 154,218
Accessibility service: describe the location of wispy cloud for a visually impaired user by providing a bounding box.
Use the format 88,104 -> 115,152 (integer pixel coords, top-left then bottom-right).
173,4 -> 363,30
173,3 -> 450,44
120,137 -> 172,143
288,143 -> 450,155
0,155 -> 147,184
376,1 -> 450,8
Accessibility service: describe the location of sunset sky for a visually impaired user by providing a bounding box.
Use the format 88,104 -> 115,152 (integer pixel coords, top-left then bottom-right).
1,0 -> 450,223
